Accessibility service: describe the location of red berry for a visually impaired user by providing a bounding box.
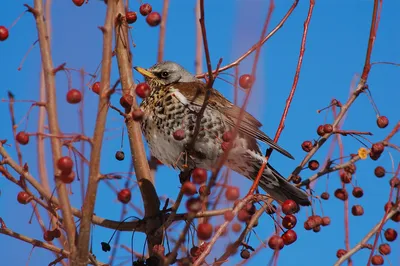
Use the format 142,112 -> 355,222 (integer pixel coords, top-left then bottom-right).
313,225 -> 321,233
66,89 -> 82,104
126,11 -> 137,24
317,125 -> 325,136
371,255 -> 384,265
139,3 -> 152,16
57,156 -> 73,174
225,186 -> 240,201
92,82 -> 100,94
377,116 -> 389,128
182,181 -> 197,196
186,197 -> 202,213
16,131 -> 29,145
322,216 -> 331,226
281,230 -> 297,245
384,202 -> 394,212
198,185 -> 210,196
282,214 -> 297,229
222,131 -> 233,142
281,199 -> 299,215
221,141 -> 230,151
117,188 -> 131,204
192,168 -> 207,184
321,192 -> 330,200
336,249 -> 347,258
190,246 -> 200,257
268,235 -> 284,250
351,205 -> 364,216
390,177 -> 400,187
43,231 -> 54,241
334,188 -> 348,201
239,74 -> 254,89
224,210 -> 234,221
17,191 -> 31,204
340,172 -> 352,184
310,215 -> 323,227
237,209 -> 251,222
240,249 -> 250,259
232,223 -> 242,232
378,243 -> 391,255
344,163 -> 356,174
173,129 -> 185,141
384,228 -> 397,242
323,124 -> 333,133
374,166 -> 385,178
51,228 -> 61,238
120,94 -> 133,109
197,223 -> 213,240
72,0 -> 85,6
304,221 -> 312,230
152,244 -> 165,256
301,141 -> 313,152
352,187 -> 364,198
146,12 -> 162,27
115,151 -> 125,161
132,109 -> 144,121
391,211 -> 400,222
0,26 -> 9,41
371,142 -> 384,154
135,83 -> 151,98
308,160 -> 319,171
59,171 -> 75,184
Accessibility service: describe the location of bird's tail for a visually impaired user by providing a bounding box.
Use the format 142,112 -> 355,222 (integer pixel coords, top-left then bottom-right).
258,163 -> 311,206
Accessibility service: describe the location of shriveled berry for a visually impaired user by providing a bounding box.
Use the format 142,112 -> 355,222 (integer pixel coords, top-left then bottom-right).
192,168 -> 207,184
240,249 -> 250,259
308,160 -> 319,170
282,214 -> 297,229
132,109 -> 144,121
371,255 -> 384,265
232,223 -> 242,232
336,249 -> 347,258
282,229 -> 297,245
92,82 -> 100,94
173,129 -> 185,141
190,246 -> 200,257
351,205 -> 364,216
117,188 -> 131,203
311,215 -> 323,227
139,3 -> 152,16
126,11 -> 137,24
16,131 -> 29,145
43,231 -> 54,241
115,151 -> 125,161
59,171 -> 75,184
370,151 -> 381,161
323,124 -> 333,133
57,156 -> 73,174
182,181 -> 196,196
146,12 -> 162,27
344,164 -> 356,174
391,211 -> 400,222
340,172 -> 352,184
0,26 -> 9,41
321,192 -> 330,200
377,116 -> 389,128
352,187 -> 364,198
313,225 -> 321,232
378,243 -> 391,255
371,142 -> 384,154
120,94 -> 133,109
197,223 -> 213,240
301,140 -> 313,152
50,228 -> 61,238
243,202 -> 256,215
225,186 -> 240,201
135,83 -> 151,98
384,228 -> 397,242
322,216 -> 331,226
268,235 -> 284,250
374,166 -> 385,178
334,188 -> 348,201
66,89 -> 82,104
186,197 -> 202,213
239,74 -> 254,90
17,191 -> 31,204
281,199 -> 299,215
224,210 -> 234,221
390,177 -> 400,187
317,125 -> 325,136
72,0 -> 85,6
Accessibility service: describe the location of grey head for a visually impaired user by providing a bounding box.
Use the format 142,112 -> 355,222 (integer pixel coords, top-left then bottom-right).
134,61 -> 199,87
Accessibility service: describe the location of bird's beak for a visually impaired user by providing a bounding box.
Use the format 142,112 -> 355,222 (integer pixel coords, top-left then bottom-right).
134,66 -> 156,79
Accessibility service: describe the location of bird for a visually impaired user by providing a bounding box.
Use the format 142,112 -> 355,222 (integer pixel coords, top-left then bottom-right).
134,61 -> 310,206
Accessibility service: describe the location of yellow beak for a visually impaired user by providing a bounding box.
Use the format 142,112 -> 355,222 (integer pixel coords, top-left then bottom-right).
134,66 -> 156,79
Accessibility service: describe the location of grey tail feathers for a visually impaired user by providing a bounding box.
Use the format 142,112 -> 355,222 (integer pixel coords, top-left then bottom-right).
259,164 -> 311,206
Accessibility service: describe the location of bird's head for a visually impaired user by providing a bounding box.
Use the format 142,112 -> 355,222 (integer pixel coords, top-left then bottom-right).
134,61 -> 198,88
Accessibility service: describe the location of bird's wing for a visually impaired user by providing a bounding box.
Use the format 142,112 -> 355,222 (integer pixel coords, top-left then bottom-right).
169,82 -> 294,159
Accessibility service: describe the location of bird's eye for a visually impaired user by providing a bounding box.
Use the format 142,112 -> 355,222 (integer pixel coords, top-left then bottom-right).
160,71 -> 169,78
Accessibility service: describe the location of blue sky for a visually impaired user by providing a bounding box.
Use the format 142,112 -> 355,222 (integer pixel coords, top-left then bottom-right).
0,0 -> 399,265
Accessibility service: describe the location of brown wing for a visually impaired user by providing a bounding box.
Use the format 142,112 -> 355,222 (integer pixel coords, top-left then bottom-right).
169,82 -> 294,159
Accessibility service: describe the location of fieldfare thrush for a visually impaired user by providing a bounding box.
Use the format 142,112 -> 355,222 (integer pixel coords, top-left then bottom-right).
134,61 -> 310,206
